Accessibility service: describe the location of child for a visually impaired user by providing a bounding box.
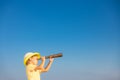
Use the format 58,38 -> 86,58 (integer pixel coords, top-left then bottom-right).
24,52 -> 54,80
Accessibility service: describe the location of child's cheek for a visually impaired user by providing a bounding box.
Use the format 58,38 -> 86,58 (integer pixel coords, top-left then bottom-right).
35,60 -> 38,64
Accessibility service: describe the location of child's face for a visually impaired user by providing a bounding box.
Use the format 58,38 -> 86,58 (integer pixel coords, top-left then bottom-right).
30,56 -> 39,65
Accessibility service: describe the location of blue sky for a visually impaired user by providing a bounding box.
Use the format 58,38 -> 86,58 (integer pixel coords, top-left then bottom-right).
0,0 -> 119,80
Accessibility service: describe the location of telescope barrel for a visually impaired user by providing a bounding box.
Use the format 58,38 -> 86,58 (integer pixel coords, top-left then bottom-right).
39,53 -> 63,59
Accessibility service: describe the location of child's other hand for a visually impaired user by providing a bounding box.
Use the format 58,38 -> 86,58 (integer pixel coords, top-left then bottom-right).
49,56 -> 54,62
41,56 -> 45,61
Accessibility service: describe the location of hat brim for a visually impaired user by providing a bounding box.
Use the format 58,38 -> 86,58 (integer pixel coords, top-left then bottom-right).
24,52 -> 40,66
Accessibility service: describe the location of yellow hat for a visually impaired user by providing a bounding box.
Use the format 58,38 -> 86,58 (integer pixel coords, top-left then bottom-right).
24,52 -> 40,66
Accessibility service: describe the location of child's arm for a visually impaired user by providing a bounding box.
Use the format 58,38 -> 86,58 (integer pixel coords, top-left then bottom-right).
35,57 -> 45,70
41,57 -> 54,72
35,57 -> 54,72
39,57 -> 45,68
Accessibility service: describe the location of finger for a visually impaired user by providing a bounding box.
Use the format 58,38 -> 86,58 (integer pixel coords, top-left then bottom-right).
50,56 -> 52,58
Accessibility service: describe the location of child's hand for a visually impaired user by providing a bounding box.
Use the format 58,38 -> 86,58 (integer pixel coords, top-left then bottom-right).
49,56 -> 54,62
41,56 -> 45,61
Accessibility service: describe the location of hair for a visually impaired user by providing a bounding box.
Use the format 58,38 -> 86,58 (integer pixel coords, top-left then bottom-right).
26,58 -> 31,65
